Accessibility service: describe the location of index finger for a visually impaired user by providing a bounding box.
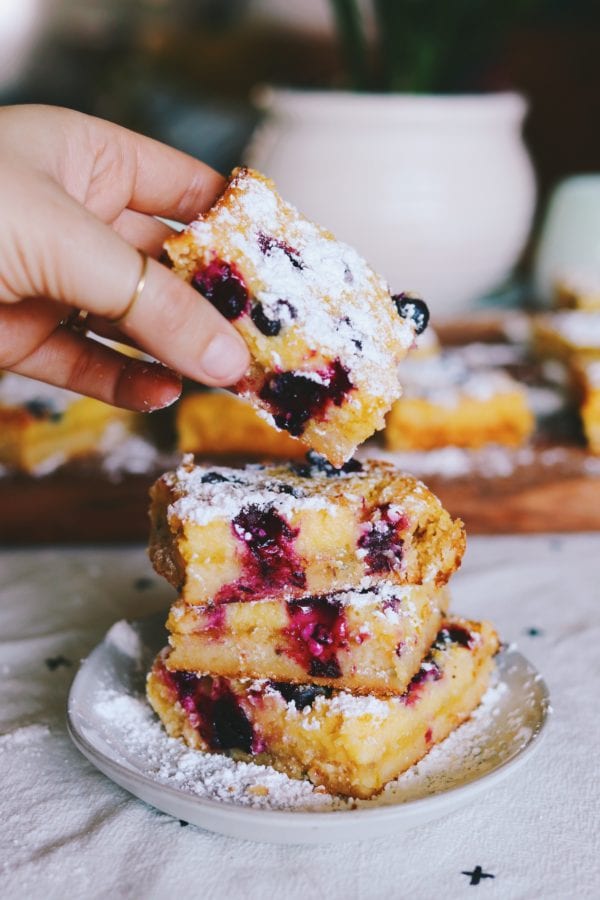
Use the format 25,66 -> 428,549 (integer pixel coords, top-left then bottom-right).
87,114 -> 227,223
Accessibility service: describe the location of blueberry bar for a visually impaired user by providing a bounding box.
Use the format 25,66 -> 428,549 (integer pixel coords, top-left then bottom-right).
149,456 -> 466,606
147,618 -> 499,799
385,352 -> 534,451
165,583 -> 449,696
533,311 -> 600,363
162,167 -> 428,467
0,372 -> 135,474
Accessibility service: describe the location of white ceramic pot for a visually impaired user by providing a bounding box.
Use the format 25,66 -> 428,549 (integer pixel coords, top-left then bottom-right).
246,90 -> 536,316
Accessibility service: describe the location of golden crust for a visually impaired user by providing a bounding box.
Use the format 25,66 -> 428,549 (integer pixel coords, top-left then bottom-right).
163,167 -> 417,467
385,391 -> 534,451
165,585 -> 449,696
0,393 -> 134,473
148,458 -> 466,605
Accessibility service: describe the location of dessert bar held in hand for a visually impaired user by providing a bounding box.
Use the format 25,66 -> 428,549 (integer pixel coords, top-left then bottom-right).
166,583 -> 449,696
149,456 -> 465,606
147,617 -> 499,799
162,167 -> 427,467
176,390 -> 305,460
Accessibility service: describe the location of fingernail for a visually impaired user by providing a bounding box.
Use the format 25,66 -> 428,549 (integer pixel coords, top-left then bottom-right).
200,333 -> 249,382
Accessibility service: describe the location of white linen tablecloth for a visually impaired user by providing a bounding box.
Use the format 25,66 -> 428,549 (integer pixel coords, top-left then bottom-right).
0,534 -> 598,900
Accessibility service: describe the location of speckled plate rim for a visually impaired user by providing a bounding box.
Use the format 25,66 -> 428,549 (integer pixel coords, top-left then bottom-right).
67,614 -> 551,844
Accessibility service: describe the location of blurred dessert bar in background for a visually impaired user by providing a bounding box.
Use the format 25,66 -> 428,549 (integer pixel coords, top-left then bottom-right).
176,390 -> 305,459
385,351 -> 534,451
0,372 -> 137,475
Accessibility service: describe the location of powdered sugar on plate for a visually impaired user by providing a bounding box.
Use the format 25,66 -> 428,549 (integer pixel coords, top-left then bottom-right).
93,688 -> 337,811
91,666 -> 540,813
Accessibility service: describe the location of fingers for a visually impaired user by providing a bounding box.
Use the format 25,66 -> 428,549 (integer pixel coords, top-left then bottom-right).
10,326 -> 182,412
0,105 -> 227,224
82,111 -> 227,223
120,255 -> 250,385
111,208 -> 176,257
117,126 -> 227,222
0,296 -> 66,369
10,174 -> 250,385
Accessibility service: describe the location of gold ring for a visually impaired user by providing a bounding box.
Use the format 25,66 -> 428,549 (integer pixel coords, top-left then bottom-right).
111,250 -> 149,326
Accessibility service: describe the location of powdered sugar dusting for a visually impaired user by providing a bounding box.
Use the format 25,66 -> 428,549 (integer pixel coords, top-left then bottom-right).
581,359 -> 600,388
186,169 -> 415,406
399,352 -> 528,407
94,689 -> 336,811
91,656 -> 544,812
538,311 -> 600,347
161,455 -> 410,528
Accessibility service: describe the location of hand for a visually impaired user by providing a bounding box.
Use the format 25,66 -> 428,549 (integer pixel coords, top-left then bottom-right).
0,104 -> 250,411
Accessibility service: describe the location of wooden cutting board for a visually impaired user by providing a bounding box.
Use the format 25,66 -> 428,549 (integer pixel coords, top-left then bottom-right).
2,314 -> 599,542
2,439 -> 599,543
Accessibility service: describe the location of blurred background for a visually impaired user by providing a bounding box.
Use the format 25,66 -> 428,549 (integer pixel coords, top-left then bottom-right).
1,0 -> 599,310
2,0 -> 600,545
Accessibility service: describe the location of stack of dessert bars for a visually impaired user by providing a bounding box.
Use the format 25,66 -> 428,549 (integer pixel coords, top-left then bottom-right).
146,453 -> 498,799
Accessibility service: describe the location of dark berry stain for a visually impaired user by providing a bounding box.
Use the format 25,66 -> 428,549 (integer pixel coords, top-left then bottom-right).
250,299 -> 297,336
403,657 -> 442,705
271,682 -> 332,708
251,303 -> 282,336
292,450 -> 363,478
167,669 -> 256,754
259,360 -> 353,436
201,605 -> 226,636
24,400 -> 63,422
45,655 -> 72,671
284,596 -> 347,678
392,293 -> 430,335
217,505 -> 306,602
265,481 -> 301,497
358,504 -> 408,575
309,657 -> 342,678
433,625 -> 475,650
258,232 -> 304,270
212,694 -> 254,752
192,259 -> 248,320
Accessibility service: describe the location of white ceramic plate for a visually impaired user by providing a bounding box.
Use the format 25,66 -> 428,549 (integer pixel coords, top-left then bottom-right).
67,614 -> 550,845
